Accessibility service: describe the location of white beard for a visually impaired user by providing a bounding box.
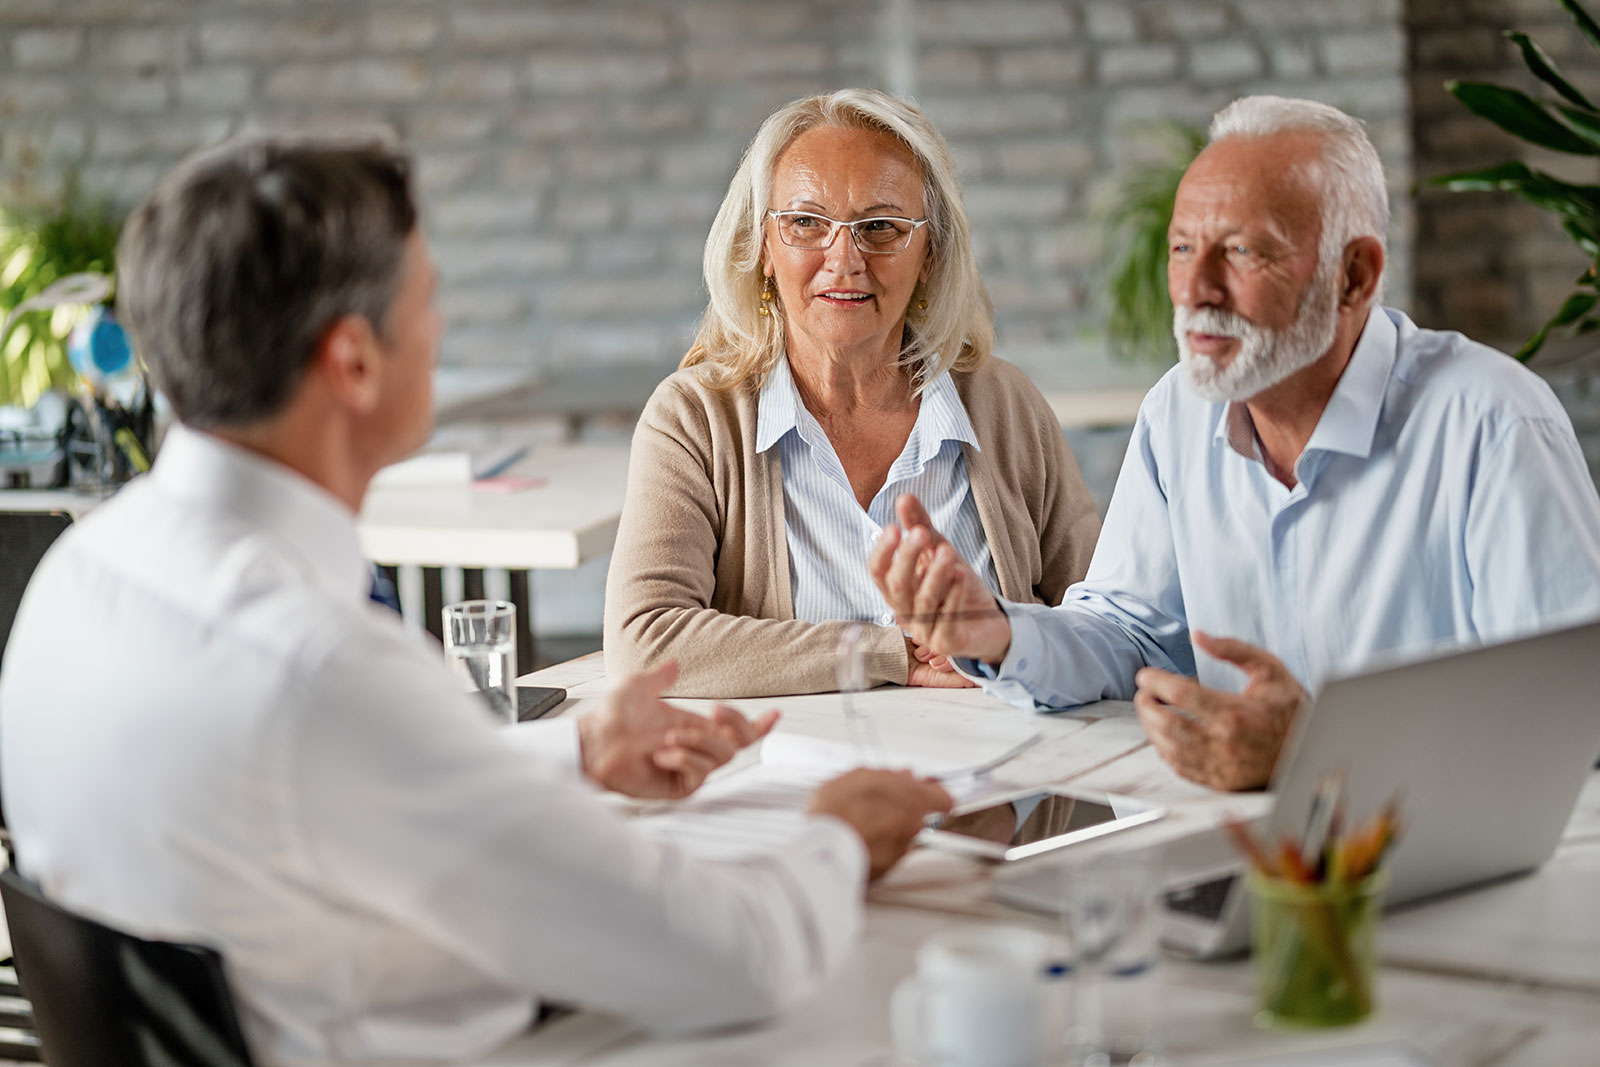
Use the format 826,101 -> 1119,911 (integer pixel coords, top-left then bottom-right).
1174,265 -> 1340,403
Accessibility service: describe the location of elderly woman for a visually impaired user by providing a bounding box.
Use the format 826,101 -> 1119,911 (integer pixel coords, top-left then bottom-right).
605,88 -> 1100,697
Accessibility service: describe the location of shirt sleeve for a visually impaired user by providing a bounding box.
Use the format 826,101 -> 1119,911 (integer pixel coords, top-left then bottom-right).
286,630 -> 868,1032
954,402 -> 1194,709
500,715 -> 582,775
1464,414 -> 1600,639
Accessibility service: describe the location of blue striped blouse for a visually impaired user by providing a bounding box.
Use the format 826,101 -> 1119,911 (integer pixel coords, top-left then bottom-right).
756,356 -> 1001,626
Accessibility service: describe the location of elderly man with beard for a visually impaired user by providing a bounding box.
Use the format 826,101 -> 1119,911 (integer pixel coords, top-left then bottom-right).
868,95 -> 1600,791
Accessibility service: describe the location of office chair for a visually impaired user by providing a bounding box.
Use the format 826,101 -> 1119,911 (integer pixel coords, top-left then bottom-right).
0,869 -> 257,1067
0,510 -> 74,670
0,509 -> 75,852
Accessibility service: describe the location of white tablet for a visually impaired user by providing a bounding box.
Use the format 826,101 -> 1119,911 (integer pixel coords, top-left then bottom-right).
919,787 -> 1164,862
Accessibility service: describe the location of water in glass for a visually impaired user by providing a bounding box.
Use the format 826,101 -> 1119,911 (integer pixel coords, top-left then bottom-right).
442,599 -> 517,725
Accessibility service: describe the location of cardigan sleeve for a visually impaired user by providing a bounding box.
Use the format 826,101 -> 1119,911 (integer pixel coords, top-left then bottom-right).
1028,385 -> 1101,606
603,379 -> 909,698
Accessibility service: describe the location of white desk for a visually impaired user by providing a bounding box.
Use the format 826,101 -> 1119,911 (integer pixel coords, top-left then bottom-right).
357,443 -> 629,570
0,442 -> 632,572
483,653 -> 1600,1067
0,488 -> 105,518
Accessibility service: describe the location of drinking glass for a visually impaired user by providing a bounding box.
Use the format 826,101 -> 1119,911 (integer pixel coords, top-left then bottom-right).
835,621 -> 885,765
443,599 -> 517,724
1061,851 -> 1163,1066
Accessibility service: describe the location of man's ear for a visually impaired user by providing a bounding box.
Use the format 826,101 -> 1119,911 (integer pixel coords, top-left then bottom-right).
1339,236 -> 1384,311
313,314 -> 383,415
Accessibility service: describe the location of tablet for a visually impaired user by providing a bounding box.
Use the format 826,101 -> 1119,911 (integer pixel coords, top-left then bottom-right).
919,787 -> 1164,862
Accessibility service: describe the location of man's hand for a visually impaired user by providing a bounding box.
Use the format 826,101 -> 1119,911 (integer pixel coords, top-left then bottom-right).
808,769 -> 954,881
905,637 -> 977,689
1132,631 -> 1309,792
578,662 -> 778,799
870,494 -> 1012,665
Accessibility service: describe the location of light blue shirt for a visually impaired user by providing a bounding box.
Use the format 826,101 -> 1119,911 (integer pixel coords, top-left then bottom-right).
970,307 -> 1600,709
757,356 -> 1000,625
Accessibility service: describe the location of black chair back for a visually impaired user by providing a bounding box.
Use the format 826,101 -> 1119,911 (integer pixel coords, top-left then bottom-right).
0,869 -> 256,1067
0,510 -> 73,669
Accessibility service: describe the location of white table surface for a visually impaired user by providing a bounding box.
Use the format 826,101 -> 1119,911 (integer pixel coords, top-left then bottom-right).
482,652 -> 1600,1067
357,442 -> 630,570
2,441 -> 631,573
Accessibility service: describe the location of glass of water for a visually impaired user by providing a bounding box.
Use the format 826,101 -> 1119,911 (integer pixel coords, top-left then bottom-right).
1061,850 -> 1163,1066
442,599 -> 517,725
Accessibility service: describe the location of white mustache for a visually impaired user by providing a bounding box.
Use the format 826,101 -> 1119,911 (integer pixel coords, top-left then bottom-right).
1175,307 -> 1261,342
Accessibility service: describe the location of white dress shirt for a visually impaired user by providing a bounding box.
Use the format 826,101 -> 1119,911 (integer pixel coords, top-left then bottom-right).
0,427 -> 866,1067
757,355 -> 1001,627
965,307 -> 1600,707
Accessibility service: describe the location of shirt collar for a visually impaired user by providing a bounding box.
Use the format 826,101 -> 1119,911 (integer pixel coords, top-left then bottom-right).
1213,304 -> 1397,463
755,355 -> 980,461
1302,305 -> 1395,460
150,424 -> 369,604
755,356 -> 801,454
911,366 -> 981,464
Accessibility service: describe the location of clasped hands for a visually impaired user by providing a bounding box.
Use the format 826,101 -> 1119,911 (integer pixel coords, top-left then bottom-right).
577,660 -> 952,879
868,494 -> 1307,792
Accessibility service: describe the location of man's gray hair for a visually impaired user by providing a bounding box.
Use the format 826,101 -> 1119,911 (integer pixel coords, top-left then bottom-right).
1209,95 -> 1388,306
117,136 -> 417,429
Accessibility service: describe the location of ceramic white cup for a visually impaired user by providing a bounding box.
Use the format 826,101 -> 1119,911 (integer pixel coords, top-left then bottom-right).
890,925 -> 1065,1067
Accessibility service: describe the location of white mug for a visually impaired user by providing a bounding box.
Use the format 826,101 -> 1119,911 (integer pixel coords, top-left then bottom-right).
890,926 -> 1066,1067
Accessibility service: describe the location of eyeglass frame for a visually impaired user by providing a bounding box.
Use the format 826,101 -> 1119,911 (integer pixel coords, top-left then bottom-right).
764,209 -> 931,254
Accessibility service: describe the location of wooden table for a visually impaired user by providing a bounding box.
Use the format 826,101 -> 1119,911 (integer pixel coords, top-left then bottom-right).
475,653 -> 1600,1066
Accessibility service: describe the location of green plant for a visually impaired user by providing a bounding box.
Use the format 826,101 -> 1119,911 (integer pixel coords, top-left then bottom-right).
1432,0 -> 1600,360
0,176 -> 123,406
1099,123 -> 1206,365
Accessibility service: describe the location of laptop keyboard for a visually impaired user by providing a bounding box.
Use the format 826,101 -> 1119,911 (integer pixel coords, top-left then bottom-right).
1164,874 -> 1237,921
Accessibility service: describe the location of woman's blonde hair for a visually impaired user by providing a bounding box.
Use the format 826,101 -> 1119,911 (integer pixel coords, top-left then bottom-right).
682,88 -> 993,393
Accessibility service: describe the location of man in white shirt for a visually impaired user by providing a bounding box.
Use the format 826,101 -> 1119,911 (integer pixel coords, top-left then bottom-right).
0,138 -> 951,1067
870,95 -> 1600,792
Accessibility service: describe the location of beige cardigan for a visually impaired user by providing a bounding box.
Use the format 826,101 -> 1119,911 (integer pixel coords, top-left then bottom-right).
604,357 -> 1102,697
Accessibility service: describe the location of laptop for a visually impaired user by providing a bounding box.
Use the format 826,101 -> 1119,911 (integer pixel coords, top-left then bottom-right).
994,617 -> 1600,958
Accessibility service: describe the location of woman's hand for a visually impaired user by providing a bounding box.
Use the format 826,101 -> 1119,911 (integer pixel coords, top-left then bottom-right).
905,636 -> 977,688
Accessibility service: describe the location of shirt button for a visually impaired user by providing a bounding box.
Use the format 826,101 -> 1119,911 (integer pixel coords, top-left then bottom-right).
879,612 -> 895,627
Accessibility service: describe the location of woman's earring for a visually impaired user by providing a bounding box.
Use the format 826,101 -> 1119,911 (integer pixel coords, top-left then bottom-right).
758,276 -> 776,317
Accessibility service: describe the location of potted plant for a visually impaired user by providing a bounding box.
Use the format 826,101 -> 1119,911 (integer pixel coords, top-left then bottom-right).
0,175 -> 122,407
1432,0 -> 1600,361
1098,123 -> 1206,366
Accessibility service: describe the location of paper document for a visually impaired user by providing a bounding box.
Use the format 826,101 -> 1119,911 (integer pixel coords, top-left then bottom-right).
759,730 -> 1040,782
370,445 -> 528,487
631,725 -> 1041,861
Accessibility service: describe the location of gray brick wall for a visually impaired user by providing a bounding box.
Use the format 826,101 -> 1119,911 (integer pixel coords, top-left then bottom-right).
1407,0 -> 1600,489
0,0 -> 1412,394
910,0 -> 1414,388
1408,0 -> 1599,348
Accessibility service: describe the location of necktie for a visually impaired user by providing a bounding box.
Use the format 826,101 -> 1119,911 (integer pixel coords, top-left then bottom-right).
368,564 -> 402,614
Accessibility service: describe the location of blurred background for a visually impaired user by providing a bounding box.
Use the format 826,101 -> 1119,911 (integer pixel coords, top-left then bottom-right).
3,0 -> 1598,646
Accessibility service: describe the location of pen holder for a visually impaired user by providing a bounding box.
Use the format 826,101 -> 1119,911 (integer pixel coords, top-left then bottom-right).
1247,869 -> 1385,1029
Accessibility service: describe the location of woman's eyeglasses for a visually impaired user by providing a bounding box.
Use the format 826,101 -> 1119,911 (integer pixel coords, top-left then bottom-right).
766,210 -> 929,254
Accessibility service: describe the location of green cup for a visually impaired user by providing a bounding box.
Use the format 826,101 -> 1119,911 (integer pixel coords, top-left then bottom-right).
1247,869 -> 1386,1029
